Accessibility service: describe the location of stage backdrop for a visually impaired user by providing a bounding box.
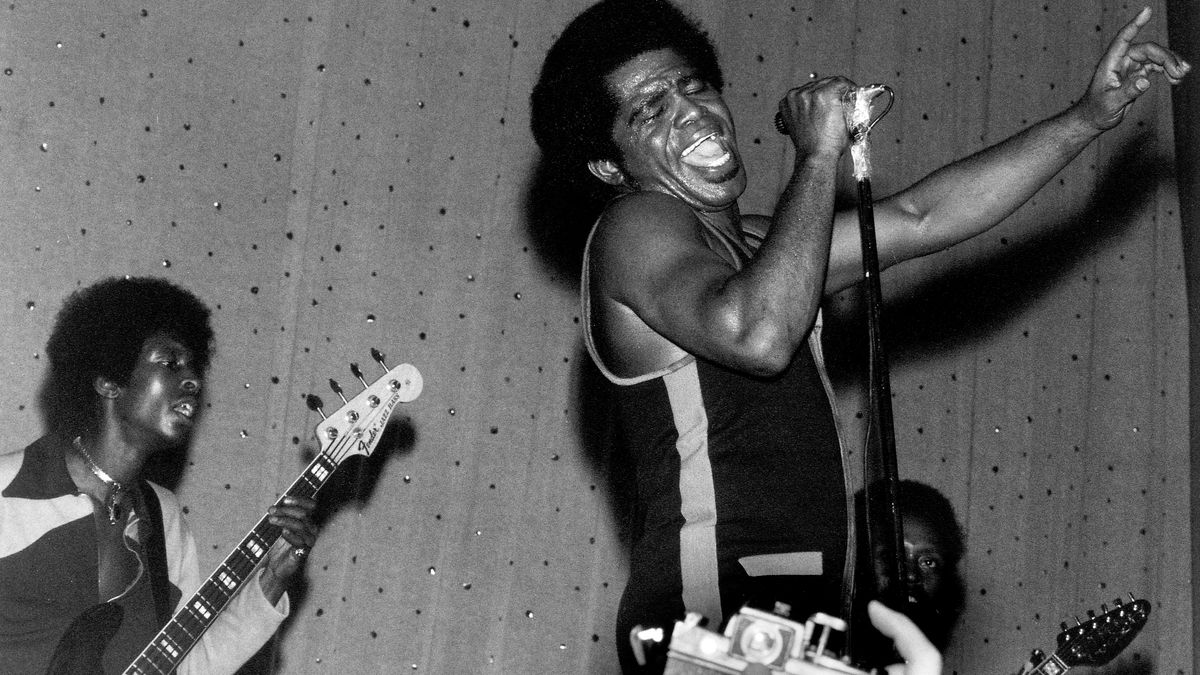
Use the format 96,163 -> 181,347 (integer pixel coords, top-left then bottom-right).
0,1 -> 1188,673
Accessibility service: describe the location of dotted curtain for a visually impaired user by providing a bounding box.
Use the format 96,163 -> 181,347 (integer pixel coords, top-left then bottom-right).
0,1 -> 1187,673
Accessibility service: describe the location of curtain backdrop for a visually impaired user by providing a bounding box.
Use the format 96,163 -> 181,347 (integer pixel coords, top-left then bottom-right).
0,1 -> 1188,673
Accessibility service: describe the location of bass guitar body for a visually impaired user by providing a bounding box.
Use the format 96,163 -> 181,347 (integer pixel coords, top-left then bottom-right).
44,603 -> 123,675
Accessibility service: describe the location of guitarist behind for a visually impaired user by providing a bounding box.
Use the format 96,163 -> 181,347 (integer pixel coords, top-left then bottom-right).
852,479 -> 966,661
0,276 -> 318,674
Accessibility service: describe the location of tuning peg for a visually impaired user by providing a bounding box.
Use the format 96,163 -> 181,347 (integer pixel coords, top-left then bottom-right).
305,394 -> 326,419
1060,621 -> 1068,632
1030,648 -> 1045,663
350,363 -> 368,388
352,361 -> 383,407
329,379 -> 349,405
1086,609 -> 1096,619
1074,616 -> 1082,626
1100,603 -> 1109,613
1113,597 -> 1123,606
329,379 -> 361,423
370,347 -> 389,371
1127,592 -> 1136,603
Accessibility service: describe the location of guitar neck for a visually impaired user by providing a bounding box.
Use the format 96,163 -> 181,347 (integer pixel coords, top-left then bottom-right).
123,451 -> 340,675
1027,653 -> 1070,675
122,359 -> 423,674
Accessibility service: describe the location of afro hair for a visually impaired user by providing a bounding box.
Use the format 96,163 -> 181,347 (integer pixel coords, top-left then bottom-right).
530,0 -> 723,193
39,276 -> 214,438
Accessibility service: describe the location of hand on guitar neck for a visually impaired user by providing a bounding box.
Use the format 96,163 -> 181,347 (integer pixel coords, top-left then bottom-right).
120,359 -> 423,675
258,495 -> 319,604
46,358 -> 423,675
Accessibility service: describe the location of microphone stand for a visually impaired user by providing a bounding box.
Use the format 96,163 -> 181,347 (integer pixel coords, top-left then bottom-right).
844,86 -> 918,668
843,84 -> 907,615
779,84 -> 905,664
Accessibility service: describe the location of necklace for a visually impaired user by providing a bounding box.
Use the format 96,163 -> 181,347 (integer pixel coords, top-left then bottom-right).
72,436 -> 128,525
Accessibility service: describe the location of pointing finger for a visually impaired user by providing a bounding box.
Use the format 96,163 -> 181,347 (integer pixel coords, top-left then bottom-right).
1099,7 -> 1152,71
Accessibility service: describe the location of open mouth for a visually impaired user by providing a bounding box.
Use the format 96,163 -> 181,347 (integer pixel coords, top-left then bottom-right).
172,401 -> 196,420
680,132 -> 731,169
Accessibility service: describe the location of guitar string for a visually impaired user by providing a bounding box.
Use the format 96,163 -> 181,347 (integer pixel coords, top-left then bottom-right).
133,455 -> 332,670
135,408 -> 399,671
136,376 -> 415,670
131,393 -> 396,671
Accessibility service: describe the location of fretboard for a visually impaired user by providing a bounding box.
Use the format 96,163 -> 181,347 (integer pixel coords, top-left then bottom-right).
1030,653 -> 1070,675
123,451 -> 340,674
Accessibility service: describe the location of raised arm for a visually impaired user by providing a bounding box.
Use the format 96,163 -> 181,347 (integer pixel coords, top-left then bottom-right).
590,191 -> 811,377
823,7 -> 1190,293
591,77 -> 853,377
757,75 -> 860,352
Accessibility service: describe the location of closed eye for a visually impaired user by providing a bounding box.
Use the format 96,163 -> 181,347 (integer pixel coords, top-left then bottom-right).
681,76 -> 709,95
632,92 -> 668,125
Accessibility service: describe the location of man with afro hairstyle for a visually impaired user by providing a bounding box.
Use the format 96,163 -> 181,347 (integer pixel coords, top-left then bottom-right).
531,1 -> 1187,670
1,276 -> 319,674
895,480 -> 966,650
855,480 -> 966,656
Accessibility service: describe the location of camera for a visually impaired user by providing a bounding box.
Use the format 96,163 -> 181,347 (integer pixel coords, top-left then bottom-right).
635,604 -> 877,674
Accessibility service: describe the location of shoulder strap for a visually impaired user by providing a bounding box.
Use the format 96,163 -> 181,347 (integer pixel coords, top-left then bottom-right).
137,482 -> 173,626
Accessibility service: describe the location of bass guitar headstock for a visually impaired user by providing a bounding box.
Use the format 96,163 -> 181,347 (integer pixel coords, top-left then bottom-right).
1055,595 -> 1150,668
1022,595 -> 1151,675
306,349 -> 423,463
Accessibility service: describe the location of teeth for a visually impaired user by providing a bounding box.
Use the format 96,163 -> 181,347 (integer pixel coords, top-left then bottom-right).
174,403 -> 195,418
682,133 -> 716,157
680,134 -> 731,169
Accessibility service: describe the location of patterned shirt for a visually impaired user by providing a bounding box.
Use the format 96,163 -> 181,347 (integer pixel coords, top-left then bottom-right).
0,435 -> 288,674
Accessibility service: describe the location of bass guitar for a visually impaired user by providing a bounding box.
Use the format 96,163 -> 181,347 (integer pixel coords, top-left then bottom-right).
47,353 -> 422,675
1016,595 -> 1151,675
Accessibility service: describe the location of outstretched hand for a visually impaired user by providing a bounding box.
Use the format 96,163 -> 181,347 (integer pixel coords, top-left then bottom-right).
1078,6 -> 1190,131
258,495 -> 319,604
868,600 -> 943,675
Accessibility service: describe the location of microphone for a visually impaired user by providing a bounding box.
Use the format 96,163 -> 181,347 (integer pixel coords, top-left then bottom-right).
773,83 -> 894,138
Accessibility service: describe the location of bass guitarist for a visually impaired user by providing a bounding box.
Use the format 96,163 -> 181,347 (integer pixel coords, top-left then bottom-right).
0,276 -> 318,674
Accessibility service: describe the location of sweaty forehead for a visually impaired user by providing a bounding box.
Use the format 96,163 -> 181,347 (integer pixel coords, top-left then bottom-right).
902,516 -> 946,549
606,48 -> 696,103
140,331 -> 191,357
